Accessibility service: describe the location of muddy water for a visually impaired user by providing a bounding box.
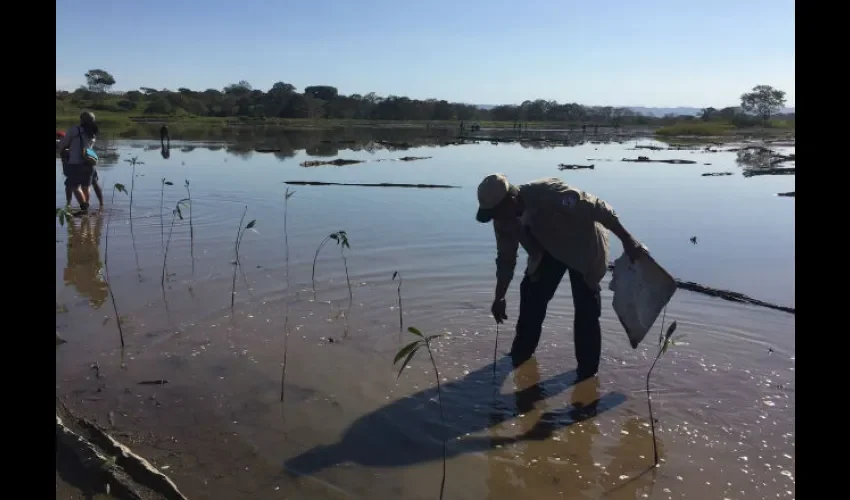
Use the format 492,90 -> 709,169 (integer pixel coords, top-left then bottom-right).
56,135 -> 794,499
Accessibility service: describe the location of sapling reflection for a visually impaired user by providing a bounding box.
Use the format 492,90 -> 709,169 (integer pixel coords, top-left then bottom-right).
230,206 -> 256,315
646,318 -> 685,468
394,327 -> 447,500
104,183 -> 128,347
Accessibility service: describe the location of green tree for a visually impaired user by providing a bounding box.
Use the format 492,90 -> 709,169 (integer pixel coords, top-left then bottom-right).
85,69 -> 116,93
740,85 -> 787,123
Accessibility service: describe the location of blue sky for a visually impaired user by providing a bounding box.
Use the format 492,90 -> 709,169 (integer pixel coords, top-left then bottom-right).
56,0 -> 795,108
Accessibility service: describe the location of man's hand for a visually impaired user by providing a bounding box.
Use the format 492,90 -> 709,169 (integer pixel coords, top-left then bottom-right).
491,297 -> 508,324
623,238 -> 649,263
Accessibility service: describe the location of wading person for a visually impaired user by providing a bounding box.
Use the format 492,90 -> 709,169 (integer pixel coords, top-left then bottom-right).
475,174 -> 647,379
58,111 -> 103,210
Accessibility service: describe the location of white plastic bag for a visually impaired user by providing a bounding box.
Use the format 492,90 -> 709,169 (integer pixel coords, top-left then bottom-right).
609,251 -> 677,349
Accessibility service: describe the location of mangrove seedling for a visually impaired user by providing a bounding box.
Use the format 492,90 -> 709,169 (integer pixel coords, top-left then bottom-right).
160,178 -> 174,250
55,207 -> 74,227
332,231 -> 353,309
123,156 -> 144,218
184,180 -> 195,274
392,271 -> 404,333
281,189 -> 295,404
162,198 -> 190,289
493,323 -> 500,377
104,183 -> 128,347
231,206 -> 256,315
311,230 -> 351,302
394,326 -> 447,500
284,188 -> 294,291
646,318 -> 685,468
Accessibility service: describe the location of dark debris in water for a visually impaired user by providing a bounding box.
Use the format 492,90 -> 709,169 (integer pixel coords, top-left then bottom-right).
138,380 -> 169,385
701,172 -> 733,177
558,163 -> 595,170
284,181 -> 459,189
623,156 -> 697,164
299,159 -> 363,167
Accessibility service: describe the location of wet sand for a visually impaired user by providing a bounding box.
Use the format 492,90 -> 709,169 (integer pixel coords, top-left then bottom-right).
57,136 -> 794,499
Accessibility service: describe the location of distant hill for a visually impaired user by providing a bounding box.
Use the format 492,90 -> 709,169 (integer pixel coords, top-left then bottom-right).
475,104 -> 795,116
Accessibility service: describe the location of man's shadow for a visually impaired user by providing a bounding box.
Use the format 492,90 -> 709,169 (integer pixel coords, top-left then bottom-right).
283,356 -> 626,476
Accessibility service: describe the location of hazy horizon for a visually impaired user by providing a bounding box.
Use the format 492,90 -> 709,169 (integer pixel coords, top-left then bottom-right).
55,0 -> 795,108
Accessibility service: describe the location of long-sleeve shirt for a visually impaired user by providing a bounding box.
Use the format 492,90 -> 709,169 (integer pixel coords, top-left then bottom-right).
492,178 -> 620,288
57,126 -> 96,165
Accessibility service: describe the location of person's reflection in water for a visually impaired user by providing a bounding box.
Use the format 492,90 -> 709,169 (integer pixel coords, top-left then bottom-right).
161,142 -> 170,159
485,373 -> 605,499
63,214 -> 108,308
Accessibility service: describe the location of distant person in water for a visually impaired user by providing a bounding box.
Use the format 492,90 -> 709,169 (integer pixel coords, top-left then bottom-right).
57,111 -> 104,210
160,125 -> 170,144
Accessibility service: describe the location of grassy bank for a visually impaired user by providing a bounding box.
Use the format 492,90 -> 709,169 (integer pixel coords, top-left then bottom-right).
56,109 -> 794,139
655,120 -> 794,137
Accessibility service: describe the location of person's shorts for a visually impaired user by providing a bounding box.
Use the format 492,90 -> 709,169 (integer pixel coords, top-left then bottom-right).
64,163 -> 94,189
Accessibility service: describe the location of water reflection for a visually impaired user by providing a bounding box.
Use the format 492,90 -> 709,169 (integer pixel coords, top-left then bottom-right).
126,126 -> 643,163
63,213 -> 108,308
484,363 -> 659,499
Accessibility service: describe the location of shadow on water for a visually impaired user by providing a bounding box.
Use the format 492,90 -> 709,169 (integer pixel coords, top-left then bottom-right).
63,213 -> 108,308
284,356 -> 626,477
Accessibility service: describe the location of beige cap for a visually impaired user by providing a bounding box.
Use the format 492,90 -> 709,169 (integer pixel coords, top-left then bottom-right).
476,174 -> 511,223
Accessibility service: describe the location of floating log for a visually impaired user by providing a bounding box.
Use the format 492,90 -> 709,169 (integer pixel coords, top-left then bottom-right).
606,264 -> 794,314
284,181 -> 459,188
299,159 -> 363,167
558,163 -> 595,170
374,156 -> 433,162
701,172 -> 733,177
743,168 -> 795,177
622,156 -> 698,164
777,192 -> 795,197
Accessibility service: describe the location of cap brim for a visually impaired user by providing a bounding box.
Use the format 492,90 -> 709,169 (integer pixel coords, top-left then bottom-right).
476,207 -> 493,223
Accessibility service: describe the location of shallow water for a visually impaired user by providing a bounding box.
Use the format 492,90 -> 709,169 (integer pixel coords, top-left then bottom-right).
56,133 -> 795,499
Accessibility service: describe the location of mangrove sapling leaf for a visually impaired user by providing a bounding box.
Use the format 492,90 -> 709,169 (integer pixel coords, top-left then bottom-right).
104,183 -> 128,348
392,271 -> 404,333
646,318 -> 679,468
393,326 -> 447,500
55,207 -> 74,227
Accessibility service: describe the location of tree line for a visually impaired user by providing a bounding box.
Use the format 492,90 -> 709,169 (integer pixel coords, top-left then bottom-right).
56,69 -> 791,127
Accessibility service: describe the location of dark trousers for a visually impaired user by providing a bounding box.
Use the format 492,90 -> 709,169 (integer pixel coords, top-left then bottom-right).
510,251 -> 602,377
